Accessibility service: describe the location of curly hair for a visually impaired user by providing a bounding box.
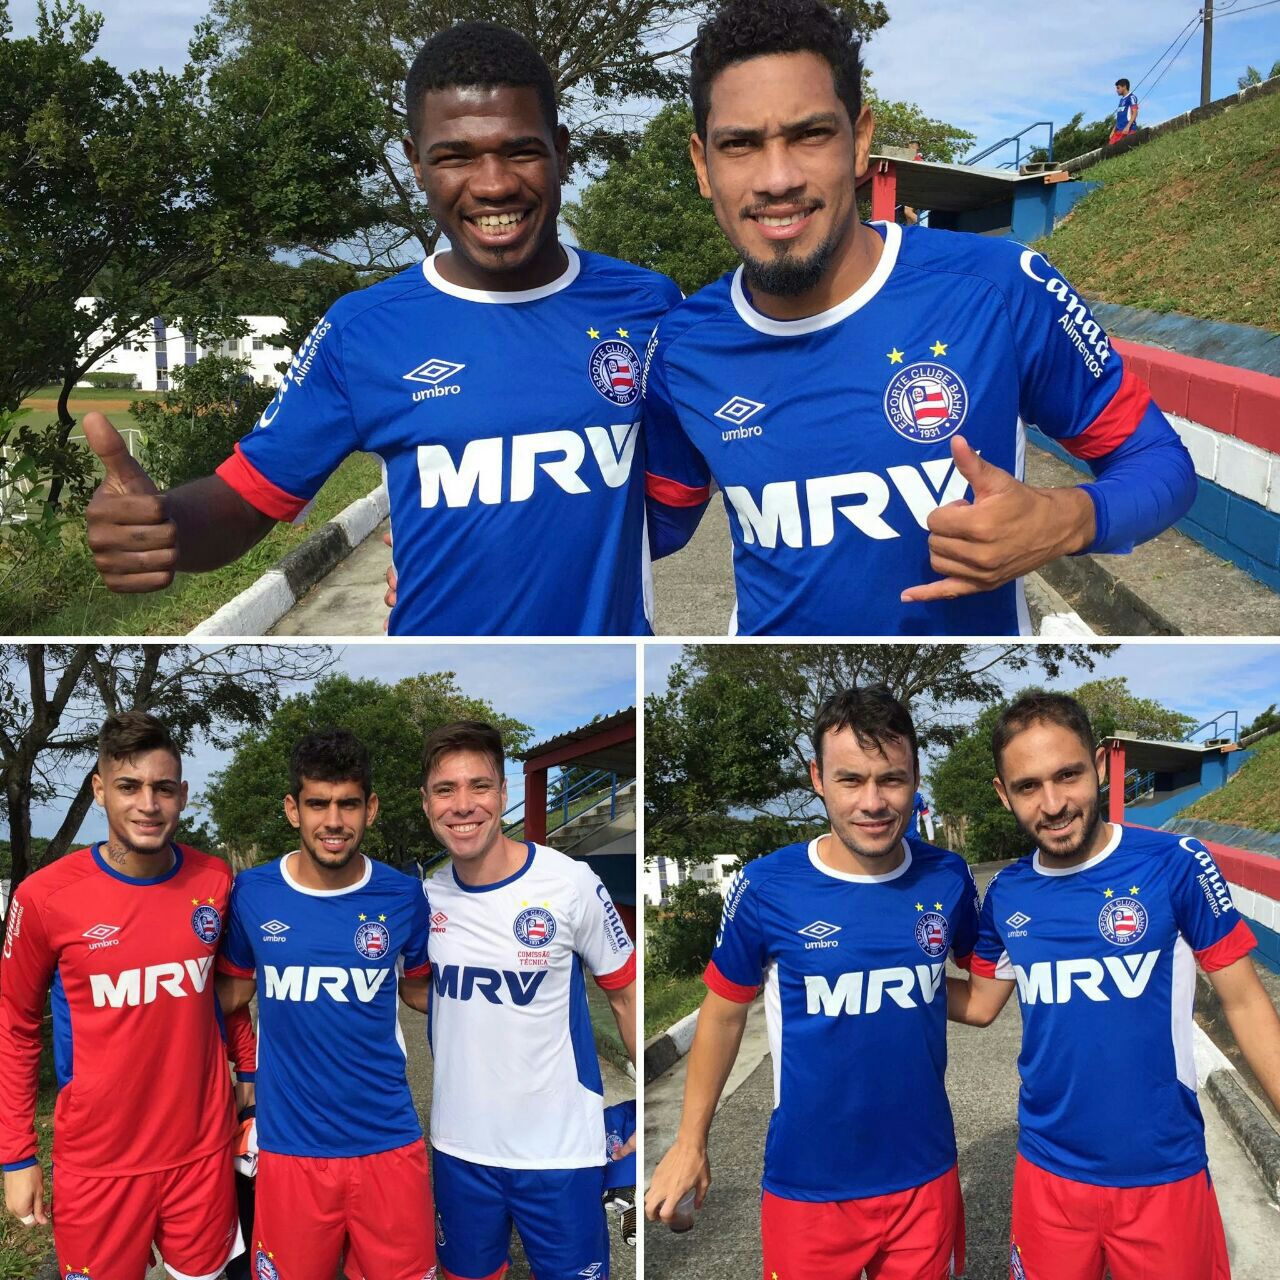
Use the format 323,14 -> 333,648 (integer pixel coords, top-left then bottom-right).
405,21 -> 557,140
690,0 -> 863,139
290,728 -> 374,801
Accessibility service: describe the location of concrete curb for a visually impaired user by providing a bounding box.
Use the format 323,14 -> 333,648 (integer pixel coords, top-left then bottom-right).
1206,1067 -> 1280,1204
188,484 -> 388,637
643,1008 -> 699,1084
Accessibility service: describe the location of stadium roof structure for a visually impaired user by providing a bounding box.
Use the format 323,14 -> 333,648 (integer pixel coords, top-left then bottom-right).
1106,732 -> 1240,776
860,154 -> 1048,214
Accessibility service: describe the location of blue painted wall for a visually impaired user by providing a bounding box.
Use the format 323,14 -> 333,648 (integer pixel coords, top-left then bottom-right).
1126,746 -> 1252,830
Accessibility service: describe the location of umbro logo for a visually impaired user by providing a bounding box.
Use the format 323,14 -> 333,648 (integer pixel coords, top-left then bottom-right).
714,395 -> 765,425
798,920 -> 841,949
261,919 -> 290,943
83,924 -> 120,941
404,359 -> 465,401
578,1265 -> 604,1278
1006,911 -> 1031,936
431,911 -> 448,934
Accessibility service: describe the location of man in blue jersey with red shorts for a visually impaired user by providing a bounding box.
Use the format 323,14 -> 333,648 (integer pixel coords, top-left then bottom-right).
82,22 -> 681,636
645,687 -> 980,1280
216,729 -> 437,1280
950,691 -> 1280,1280
642,0 -> 1196,635
0,712 -> 256,1280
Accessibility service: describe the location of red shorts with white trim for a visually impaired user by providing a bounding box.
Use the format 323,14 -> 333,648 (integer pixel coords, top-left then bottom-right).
251,1139 -> 436,1280
760,1163 -> 964,1280
1009,1153 -> 1229,1280
53,1145 -> 240,1280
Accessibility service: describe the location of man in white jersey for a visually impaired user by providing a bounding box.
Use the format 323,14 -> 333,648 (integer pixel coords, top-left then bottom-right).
404,721 -> 636,1280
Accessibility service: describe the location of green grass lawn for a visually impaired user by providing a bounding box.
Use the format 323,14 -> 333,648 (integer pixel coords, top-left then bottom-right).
0,1023 -> 56,1279
1,452 -> 383,636
644,971 -> 706,1040
1040,88 -> 1280,327
1178,730 -> 1280,832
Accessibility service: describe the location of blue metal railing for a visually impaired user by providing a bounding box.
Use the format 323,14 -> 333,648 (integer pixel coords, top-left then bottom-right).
964,122 -> 1054,170
501,767 -> 626,834
1102,710 -> 1241,807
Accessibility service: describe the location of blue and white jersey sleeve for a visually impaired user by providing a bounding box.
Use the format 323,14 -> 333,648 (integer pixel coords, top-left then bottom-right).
220,876 -> 256,977
642,325 -> 712,558
1167,836 -> 1257,969
971,869 -> 1016,980
705,869 -> 766,1001
571,864 -> 636,989
951,861 -> 981,966
404,880 -> 432,977
217,314 -> 363,520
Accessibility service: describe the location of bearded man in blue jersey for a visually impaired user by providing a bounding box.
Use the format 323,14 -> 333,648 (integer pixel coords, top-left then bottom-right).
645,686 -> 980,1280
83,22 -> 680,637
642,0 -> 1197,636
951,691 -> 1280,1280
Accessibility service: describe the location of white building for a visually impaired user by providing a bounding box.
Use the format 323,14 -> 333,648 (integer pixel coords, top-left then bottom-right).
78,301 -> 293,391
643,853 -> 741,907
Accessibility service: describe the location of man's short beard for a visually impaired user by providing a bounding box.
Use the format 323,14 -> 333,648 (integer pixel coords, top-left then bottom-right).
1026,793 -> 1105,862
741,230 -> 840,297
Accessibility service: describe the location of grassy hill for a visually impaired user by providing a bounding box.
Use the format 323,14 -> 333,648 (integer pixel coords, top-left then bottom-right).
1039,88 -> 1280,328
1179,730 -> 1280,831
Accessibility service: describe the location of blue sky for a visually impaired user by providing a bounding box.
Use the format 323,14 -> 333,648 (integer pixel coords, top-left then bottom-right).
27,642 -> 637,842
10,0 -> 1278,166
644,642 -> 1280,756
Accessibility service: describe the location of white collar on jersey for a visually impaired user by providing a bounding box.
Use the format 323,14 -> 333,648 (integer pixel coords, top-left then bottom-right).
730,219 -> 902,337
422,244 -> 582,304
1032,821 -> 1122,876
278,850 -> 373,896
807,834 -> 913,883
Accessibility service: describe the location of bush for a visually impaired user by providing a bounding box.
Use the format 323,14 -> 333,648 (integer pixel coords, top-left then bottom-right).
648,878 -> 726,976
133,354 -> 274,489
82,371 -> 137,389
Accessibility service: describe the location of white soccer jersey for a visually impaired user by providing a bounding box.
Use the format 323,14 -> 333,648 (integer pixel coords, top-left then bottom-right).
424,842 -> 635,1169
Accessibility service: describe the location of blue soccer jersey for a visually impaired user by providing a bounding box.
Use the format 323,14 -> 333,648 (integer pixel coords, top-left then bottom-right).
706,836 -> 980,1200
643,221 -> 1192,635
216,248 -> 681,636
1115,92 -> 1139,131
972,824 -> 1257,1186
219,853 -> 431,1157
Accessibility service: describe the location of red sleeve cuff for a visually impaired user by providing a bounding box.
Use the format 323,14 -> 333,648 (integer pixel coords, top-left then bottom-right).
403,961 -> 432,979
1061,369 -> 1151,460
1195,917 -> 1258,973
216,957 -> 256,980
593,951 -> 636,991
216,443 -> 309,521
703,960 -> 760,1003
969,954 -> 1000,979
646,471 -> 711,508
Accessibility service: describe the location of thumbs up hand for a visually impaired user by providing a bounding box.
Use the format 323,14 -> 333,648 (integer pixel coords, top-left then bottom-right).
83,411 -> 179,592
900,435 -> 1095,604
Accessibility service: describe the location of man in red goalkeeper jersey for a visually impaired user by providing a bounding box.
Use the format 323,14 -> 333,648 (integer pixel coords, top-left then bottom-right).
0,711 -> 255,1280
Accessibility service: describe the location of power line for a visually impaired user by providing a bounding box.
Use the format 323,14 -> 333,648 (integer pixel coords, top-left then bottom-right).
1145,16 -> 1208,99
1212,0 -> 1280,15
1132,11 -> 1203,96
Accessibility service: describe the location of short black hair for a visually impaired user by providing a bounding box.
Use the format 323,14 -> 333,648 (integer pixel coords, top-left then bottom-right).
991,692 -> 1097,777
98,711 -> 181,777
290,729 -> 373,800
1116,78 -> 1131,90
690,0 -> 863,140
812,686 -> 918,776
405,21 -> 558,141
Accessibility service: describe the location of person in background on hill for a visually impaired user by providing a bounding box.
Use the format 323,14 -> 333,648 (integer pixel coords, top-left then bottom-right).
1110,79 -> 1140,144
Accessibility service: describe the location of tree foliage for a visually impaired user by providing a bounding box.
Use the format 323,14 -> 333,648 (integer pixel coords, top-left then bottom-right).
647,878 -> 726,976
1069,676 -> 1196,743
0,643 -> 334,919
1028,111 -> 1113,165
647,644 -> 1114,866
133,354 -> 275,490
1238,61 -> 1280,90
205,672 -> 533,869
1244,703 -> 1280,738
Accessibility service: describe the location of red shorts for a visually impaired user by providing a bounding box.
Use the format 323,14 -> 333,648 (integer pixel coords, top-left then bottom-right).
1108,129 -> 1129,145
54,1145 -> 240,1280
1010,1153 -> 1230,1280
252,1139 -> 437,1280
761,1164 -> 964,1280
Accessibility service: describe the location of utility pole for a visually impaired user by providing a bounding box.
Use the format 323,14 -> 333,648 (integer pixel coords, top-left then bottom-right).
1201,0 -> 1214,107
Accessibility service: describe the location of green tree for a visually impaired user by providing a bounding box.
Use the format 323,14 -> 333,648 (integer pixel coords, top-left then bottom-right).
132,354 -> 274,490
0,0 -> 382,512
1027,111 -> 1113,165
1238,61 -> 1280,90
565,91 -> 974,293
647,644 -> 1114,867
1242,703 -> 1280,738
203,0 -> 892,270
0,643 -> 334,919
1070,676 -> 1196,742
205,672 -> 532,869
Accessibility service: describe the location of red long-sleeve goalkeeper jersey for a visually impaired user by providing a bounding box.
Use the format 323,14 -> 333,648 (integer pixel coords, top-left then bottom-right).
0,844 -> 254,1176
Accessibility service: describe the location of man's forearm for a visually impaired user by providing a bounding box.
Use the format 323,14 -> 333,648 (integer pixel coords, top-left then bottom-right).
167,476 -> 277,572
676,999 -> 751,1145
607,984 -> 637,1065
1220,982 -> 1280,1114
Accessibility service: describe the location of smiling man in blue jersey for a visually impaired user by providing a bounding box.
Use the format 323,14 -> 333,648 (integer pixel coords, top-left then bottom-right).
642,0 -> 1196,636
215,730 -> 437,1280
405,720 -> 636,1280
950,692 -> 1280,1280
83,22 -> 681,636
645,687 -> 980,1280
